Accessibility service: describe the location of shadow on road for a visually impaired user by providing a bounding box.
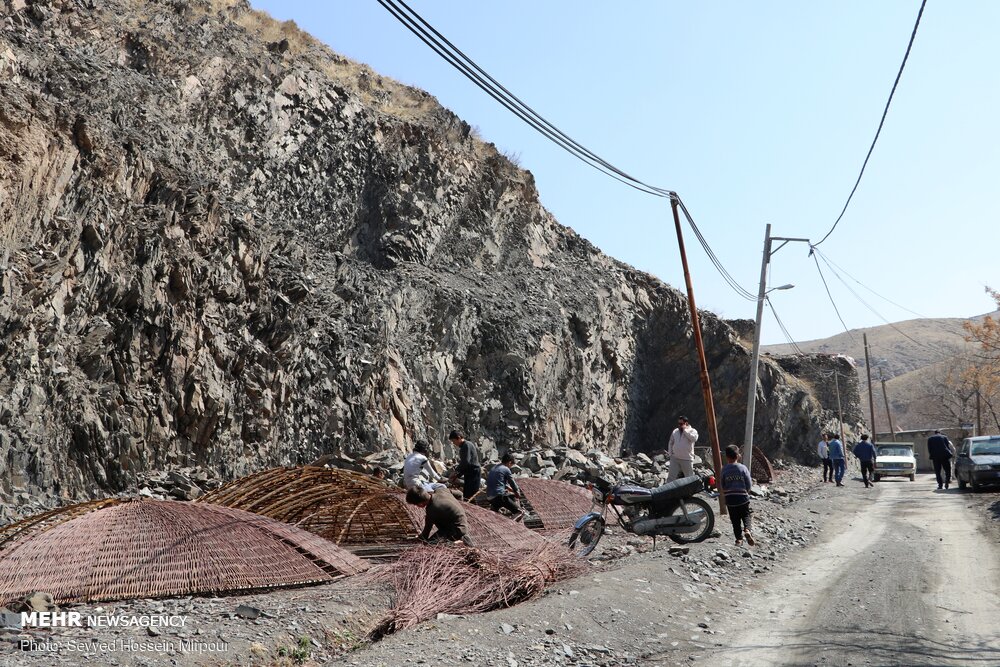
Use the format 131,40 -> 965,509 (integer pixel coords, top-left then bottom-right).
989,499 -> 1000,521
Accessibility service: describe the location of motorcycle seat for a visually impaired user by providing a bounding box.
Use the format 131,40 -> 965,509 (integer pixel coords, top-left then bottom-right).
650,476 -> 702,503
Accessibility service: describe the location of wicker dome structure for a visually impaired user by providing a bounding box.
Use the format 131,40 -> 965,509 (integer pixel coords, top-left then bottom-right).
516,478 -> 594,533
198,467 -> 554,557
265,489 -> 551,556
198,466 -> 393,523
0,498 -> 368,605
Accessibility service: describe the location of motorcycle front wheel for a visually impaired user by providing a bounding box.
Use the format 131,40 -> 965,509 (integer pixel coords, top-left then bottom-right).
567,516 -> 606,557
667,496 -> 715,544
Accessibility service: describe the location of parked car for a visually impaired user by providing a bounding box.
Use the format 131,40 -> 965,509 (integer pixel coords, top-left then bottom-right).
954,435 -> 1000,491
873,442 -> 916,482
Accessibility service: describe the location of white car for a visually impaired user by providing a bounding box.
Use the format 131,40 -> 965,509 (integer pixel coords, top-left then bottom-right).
873,442 -> 916,482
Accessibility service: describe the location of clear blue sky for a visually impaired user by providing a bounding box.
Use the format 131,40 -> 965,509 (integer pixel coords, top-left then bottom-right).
251,1 -> 999,345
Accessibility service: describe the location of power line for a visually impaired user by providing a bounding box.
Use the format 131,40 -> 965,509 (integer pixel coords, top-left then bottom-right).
814,0 -> 928,246
676,198 -> 757,301
378,0 -> 671,198
810,249 -> 856,342
378,0 -> 758,302
766,295 -> 804,354
811,247 -> 927,318
812,249 -> 942,356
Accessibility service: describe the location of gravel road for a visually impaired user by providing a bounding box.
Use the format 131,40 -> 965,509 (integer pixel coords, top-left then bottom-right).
346,472 -> 1000,667
676,475 -> 1000,667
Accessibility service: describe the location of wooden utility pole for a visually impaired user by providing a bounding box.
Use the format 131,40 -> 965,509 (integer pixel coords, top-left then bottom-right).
880,374 -> 896,441
670,198 -> 727,516
863,333 -> 877,439
833,371 -> 845,445
976,388 -> 982,437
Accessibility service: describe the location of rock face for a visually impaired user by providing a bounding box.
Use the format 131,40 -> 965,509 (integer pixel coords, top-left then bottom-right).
0,0 -> 858,500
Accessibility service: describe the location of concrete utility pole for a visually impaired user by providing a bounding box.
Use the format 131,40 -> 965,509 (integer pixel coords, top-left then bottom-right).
863,333 -> 877,440
743,224 -> 806,476
670,198 -> 727,516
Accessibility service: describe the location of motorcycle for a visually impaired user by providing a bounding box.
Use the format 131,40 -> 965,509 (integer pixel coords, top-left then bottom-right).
568,475 -> 715,557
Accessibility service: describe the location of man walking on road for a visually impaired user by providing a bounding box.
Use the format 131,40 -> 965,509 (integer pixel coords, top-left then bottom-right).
853,434 -> 877,488
667,416 -> 699,482
721,445 -> 755,547
828,433 -> 846,487
818,433 -> 833,483
927,429 -> 955,489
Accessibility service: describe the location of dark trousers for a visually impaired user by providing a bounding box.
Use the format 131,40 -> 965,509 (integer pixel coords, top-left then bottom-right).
728,502 -> 752,540
932,458 -> 952,488
463,467 -> 481,501
860,460 -> 874,484
489,494 -> 522,515
821,458 -> 833,481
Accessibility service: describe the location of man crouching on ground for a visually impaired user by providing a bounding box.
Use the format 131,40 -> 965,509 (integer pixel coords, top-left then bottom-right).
406,486 -> 475,546
486,452 -> 525,521
721,444 -> 755,547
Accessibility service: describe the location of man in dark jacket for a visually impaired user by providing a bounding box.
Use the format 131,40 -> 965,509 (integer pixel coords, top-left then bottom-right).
449,429 -> 481,501
927,430 -> 954,489
406,486 -> 474,546
852,434 -> 878,488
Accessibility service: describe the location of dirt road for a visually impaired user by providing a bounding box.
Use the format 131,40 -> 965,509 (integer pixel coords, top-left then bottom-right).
695,475 -> 1000,666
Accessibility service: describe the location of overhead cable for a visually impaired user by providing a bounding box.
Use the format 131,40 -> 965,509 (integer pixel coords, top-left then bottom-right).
765,295 -> 804,354
675,198 -> 757,301
378,0 -> 672,198
812,249 -> 942,356
810,250 -> 856,342
814,0 -> 928,246
811,247 -> 927,318
377,0 -> 759,302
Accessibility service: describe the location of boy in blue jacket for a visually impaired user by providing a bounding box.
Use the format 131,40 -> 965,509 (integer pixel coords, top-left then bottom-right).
721,445 -> 755,546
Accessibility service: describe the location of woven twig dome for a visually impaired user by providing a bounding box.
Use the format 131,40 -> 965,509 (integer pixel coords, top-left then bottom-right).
198,466 -> 392,523
242,489 -> 552,556
516,479 -> 594,533
0,499 -> 368,605
199,467 -> 551,556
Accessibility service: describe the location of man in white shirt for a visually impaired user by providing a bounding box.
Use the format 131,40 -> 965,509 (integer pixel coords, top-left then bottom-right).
403,441 -> 444,492
667,416 -> 699,482
817,433 -> 832,483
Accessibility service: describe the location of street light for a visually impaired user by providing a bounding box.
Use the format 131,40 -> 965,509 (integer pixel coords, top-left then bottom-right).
743,224 -> 808,476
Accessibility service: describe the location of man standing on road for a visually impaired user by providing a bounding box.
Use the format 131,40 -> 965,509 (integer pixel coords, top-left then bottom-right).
927,429 -> 954,489
828,432 -> 846,487
853,434 -> 877,488
667,416 -> 699,482
449,429 -> 482,501
818,433 -> 833,483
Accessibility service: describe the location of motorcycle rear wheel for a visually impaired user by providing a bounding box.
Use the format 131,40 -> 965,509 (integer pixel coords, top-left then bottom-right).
666,496 -> 715,544
567,516 -> 605,557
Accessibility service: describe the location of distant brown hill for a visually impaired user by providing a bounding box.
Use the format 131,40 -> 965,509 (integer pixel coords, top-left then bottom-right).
764,311 -> 1000,431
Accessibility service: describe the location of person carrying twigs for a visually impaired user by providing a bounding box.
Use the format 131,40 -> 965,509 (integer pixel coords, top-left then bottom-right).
485,452 -> 525,521
405,486 -> 475,546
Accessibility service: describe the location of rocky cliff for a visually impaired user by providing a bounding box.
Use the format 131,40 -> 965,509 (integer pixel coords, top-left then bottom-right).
0,0 -> 856,501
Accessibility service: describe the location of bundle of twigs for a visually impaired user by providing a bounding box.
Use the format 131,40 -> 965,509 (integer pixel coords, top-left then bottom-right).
369,542 -> 586,639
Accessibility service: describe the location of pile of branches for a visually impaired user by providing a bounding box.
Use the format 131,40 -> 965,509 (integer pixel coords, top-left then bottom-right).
368,542 -> 586,640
